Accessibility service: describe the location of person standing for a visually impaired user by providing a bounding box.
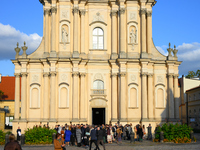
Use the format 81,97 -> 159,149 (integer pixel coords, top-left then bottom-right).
97,127 -> 106,150
142,125 -> 146,140
116,127 -> 122,144
64,126 -> 72,146
89,125 -> 100,150
137,125 -> 143,142
147,124 -> 152,140
54,133 -> 65,150
76,125 -> 82,147
16,127 -> 21,142
4,134 -> 21,150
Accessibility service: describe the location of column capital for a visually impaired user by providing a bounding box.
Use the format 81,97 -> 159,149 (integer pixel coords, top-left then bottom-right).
174,74 -> 179,79
79,9 -> 86,16
72,72 -> 79,76
80,72 -> 86,77
111,10 -> 118,16
167,73 -> 174,78
119,72 -> 126,77
21,72 -> 28,77
146,11 -> 152,17
141,72 -> 148,77
148,73 -> 153,77
50,71 -> 56,76
14,73 -> 21,77
140,8 -> 146,15
51,7 -> 57,13
111,73 -> 118,77
43,72 -> 50,77
73,7 -> 79,14
44,8 -> 50,15
119,8 -> 125,15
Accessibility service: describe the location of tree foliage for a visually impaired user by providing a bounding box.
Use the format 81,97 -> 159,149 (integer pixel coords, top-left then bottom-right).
186,70 -> 200,78
0,90 -> 4,100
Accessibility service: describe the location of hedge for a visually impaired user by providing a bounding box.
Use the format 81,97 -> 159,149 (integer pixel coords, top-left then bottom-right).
25,127 -> 56,145
154,123 -> 194,143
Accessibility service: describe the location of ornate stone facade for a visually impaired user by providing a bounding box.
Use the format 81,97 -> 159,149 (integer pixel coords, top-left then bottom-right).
12,0 -> 181,133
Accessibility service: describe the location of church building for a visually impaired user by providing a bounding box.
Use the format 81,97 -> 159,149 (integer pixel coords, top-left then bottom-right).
12,0 -> 181,133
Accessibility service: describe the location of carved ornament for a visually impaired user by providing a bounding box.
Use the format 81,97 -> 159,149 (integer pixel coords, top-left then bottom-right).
72,72 -> 79,76
146,11 -> 152,17
21,72 -> 28,77
14,73 -> 21,77
32,74 -> 39,82
119,72 -> 126,77
111,10 -> 118,16
80,73 -> 86,77
80,9 -> 86,16
141,73 -> 148,77
43,72 -> 49,77
111,73 -> 118,77
148,73 -> 153,77
50,72 -> 57,76
51,7 -> 57,13
119,8 -> 126,15
140,8 -> 146,15
73,7 -> 79,14
131,75 -> 136,81
44,9 -> 50,15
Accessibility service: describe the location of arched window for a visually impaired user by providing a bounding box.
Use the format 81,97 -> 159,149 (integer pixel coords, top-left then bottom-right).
93,80 -> 104,89
93,28 -> 104,49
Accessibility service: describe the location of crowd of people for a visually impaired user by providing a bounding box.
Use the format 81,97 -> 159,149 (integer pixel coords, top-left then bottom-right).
54,123 -> 153,150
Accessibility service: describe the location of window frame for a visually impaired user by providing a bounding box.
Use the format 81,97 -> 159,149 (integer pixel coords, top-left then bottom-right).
92,27 -> 104,49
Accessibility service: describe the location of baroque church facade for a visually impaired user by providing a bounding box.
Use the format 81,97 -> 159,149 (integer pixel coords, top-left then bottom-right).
12,0 -> 181,132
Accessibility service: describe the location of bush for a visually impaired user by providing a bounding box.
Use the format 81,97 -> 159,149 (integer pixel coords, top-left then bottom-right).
25,127 -> 56,145
0,130 -> 5,145
155,123 -> 193,143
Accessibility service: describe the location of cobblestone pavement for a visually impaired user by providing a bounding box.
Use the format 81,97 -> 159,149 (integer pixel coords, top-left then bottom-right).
1,133 -> 200,150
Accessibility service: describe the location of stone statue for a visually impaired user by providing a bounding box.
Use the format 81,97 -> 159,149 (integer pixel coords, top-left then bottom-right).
62,27 -> 68,43
130,28 -> 137,44
173,45 -> 178,58
167,43 -> 173,57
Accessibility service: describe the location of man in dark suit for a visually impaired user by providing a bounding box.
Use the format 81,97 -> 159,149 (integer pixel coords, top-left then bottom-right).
96,127 -> 106,150
89,125 -> 100,150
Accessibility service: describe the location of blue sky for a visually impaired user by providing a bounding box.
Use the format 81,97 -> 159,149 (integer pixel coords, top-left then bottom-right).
0,0 -> 199,76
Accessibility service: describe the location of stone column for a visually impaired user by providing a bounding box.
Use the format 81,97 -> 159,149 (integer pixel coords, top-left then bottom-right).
72,7 -> 79,58
141,73 -> 148,120
50,72 -> 56,121
43,72 -> 49,121
119,8 -> 126,58
14,73 -> 20,120
168,74 -> 174,119
147,10 -> 152,54
111,73 -> 118,122
111,10 -> 118,59
80,73 -> 86,122
148,73 -> 154,119
80,10 -> 86,55
174,74 -> 179,119
140,8 -> 147,58
72,72 -> 79,122
119,72 -> 127,122
44,8 -> 50,55
21,72 -> 27,121
50,7 -> 57,57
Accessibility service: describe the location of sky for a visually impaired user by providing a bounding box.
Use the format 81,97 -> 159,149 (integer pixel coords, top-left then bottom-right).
0,0 -> 199,76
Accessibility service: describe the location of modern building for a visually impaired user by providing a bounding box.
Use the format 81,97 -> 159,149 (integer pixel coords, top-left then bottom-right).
186,86 -> 200,130
0,74 -> 17,131
179,76 -> 200,124
12,0 -> 181,133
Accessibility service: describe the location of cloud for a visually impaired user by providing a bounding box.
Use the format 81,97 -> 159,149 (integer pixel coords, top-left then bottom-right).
0,23 -> 42,60
156,42 -> 200,75
156,46 -> 168,56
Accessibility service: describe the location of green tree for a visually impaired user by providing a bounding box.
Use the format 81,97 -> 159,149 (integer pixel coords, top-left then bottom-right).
196,69 -> 200,77
186,71 -> 196,78
0,90 -> 4,100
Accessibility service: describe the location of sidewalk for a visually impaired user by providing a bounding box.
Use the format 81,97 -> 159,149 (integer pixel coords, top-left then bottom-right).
1,133 -> 200,150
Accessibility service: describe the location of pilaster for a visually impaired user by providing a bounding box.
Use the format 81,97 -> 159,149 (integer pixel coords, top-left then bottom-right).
168,73 -> 174,119
119,7 -> 126,58
43,72 -> 50,121
80,9 -> 86,56
21,72 -> 28,121
140,8 -> 147,58
146,10 -> 152,55
111,9 -> 118,59
141,72 -> 148,120
50,6 -> 57,57
72,6 -> 79,58
44,8 -> 50,57
14,73 -> 20,121
147,73 -> 154,120
49,71 -> 56,122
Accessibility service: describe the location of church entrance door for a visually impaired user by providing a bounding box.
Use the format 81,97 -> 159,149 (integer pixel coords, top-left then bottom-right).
92,108 -> 105,125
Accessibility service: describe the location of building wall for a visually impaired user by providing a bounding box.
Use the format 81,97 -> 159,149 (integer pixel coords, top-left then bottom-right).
12,0 -> 181,133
